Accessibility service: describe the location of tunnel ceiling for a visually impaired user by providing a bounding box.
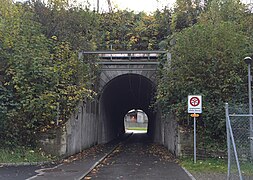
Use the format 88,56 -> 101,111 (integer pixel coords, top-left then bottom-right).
100,73 -> 156,133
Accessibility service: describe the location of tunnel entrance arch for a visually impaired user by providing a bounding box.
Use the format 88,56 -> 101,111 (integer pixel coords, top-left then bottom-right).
98,73 -> 157,143
39,50 -> 182,157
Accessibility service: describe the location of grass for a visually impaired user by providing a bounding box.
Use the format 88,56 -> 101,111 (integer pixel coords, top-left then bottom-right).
179,157 -> 227,173
0,147 -> 56,163
126,127 -> 147,131
236,161 -> 253,176
180,157 -> 253,176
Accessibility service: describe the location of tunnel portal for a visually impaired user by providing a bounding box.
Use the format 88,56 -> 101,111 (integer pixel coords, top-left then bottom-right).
41,51 -> 179,157
99,73 -> 157,143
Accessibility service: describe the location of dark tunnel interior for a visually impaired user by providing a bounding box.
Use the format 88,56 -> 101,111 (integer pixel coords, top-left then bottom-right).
99,73 -> 157,142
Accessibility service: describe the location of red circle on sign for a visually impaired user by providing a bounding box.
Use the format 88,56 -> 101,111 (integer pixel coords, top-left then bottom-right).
190,97 -> 200,106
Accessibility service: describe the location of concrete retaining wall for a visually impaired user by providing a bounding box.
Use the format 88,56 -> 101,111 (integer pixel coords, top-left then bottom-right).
38,99 -> 99,157
153,110 -> 192,157
162,113 -> 180,156
98,94 -> 116,144
38,100 -> 192,158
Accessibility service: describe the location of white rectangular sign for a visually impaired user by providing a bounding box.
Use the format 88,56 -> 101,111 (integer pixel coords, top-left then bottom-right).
188,95 -> 202,114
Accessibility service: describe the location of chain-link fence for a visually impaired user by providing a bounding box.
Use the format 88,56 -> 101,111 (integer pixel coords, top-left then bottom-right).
225,103 -> 253,180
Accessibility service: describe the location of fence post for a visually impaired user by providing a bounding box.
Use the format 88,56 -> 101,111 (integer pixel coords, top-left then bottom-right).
226,105 -> 243,180
225,103 -> 231,180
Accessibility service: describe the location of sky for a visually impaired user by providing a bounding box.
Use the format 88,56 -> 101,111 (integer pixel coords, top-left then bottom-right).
93,0 -> 251,12
94,0 -> 176,12
14,0 -> 251,13
15,0 -> 177,13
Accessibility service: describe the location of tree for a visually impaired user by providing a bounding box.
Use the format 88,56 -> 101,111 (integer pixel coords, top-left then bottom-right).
157,19 -> 252,146
31,0 -> 100,50
0,0 -> 95,147
98,9 -> 172,50
171,0 -> 202,31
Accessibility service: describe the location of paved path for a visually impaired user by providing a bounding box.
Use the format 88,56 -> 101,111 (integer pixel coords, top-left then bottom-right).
0,165 -> 42,180
86,133 -> 192,180
25,141 -> 121,180
0,133 -> 193,180
0,141 -> 118,180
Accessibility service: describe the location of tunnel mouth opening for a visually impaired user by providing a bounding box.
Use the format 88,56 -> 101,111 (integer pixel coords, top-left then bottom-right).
99,73 -> 157,143
124,109 -> 148,134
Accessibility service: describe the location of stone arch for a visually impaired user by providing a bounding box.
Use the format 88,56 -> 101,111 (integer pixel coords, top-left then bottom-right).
99,68 -> 157,92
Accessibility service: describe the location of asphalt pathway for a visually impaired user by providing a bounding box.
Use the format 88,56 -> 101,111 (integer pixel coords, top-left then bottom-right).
0,133 -> 193,180
0,165 -> 41,180
85,133 -> 192,180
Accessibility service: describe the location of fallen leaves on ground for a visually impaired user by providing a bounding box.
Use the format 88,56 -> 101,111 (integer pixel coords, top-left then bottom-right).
62,144 -> 108,164
148,144 -> 176,162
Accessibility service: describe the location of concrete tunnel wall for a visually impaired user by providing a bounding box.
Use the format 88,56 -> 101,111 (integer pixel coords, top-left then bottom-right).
38,73 -> 190,157
98,73 -> 157,143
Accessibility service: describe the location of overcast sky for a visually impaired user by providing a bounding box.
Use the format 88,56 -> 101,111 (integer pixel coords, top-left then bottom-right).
97,0 -> 176,12
14,0 -> 252,13
83,0 -> 251,13
14,0 -> 176,13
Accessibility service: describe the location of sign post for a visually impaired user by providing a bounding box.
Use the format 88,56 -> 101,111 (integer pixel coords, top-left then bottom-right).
188,95 -> 202,163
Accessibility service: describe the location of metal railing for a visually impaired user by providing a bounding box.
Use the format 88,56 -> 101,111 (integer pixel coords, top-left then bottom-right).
225,103 -> 253,180
78,50 -> 171,71
79,50 -> 170,62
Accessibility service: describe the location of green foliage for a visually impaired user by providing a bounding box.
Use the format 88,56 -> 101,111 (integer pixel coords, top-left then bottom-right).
0,147 -> 56,163
171,0 -> 202,31
181,157 -> 253,176
1,0 -> 253,151
180,157 -> 227,173
98,9 -> 172,50
199,0 -> 247,24
0,1 -> 95,147
31,1 -> 100,50
157,0 -> 253,145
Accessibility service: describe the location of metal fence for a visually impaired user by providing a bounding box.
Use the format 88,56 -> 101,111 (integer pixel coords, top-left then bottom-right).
225,103 -> 253,180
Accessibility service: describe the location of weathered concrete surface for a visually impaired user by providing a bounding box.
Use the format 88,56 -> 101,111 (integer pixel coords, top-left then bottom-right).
38,128 -> 67,156
99,64 -> 157,92
153,110 -> 193,157
38,58 -> 191,158
38,100 -> 99,157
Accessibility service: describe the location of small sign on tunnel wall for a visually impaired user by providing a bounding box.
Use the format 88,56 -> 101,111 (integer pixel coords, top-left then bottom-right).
188,95 -> 202,114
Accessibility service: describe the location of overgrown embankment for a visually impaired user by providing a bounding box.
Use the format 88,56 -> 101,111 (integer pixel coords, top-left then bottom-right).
0,0 -> 253,159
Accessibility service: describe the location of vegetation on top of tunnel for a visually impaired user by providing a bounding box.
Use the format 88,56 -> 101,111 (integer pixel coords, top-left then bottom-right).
156,0 -> 253,149
0,0 -> 98,147
0,0 -> 253,153
0,0 -> 172,148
